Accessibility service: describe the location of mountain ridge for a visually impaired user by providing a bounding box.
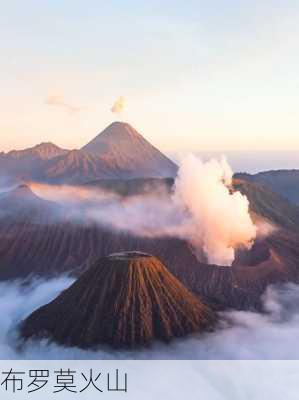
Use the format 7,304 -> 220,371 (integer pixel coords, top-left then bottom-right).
235,170 -> 299,206
0,122 -> 178,184
2,142 -> 68,160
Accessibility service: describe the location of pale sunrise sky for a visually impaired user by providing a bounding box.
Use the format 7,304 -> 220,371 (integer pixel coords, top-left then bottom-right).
1,1 -> 299,153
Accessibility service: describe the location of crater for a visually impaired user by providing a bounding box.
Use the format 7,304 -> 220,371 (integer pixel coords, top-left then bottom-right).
233,240 -> 271,267
107,251 -> 152,260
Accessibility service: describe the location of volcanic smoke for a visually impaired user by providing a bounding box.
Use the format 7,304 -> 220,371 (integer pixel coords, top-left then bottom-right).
173,155 -> 257,266
111,96 -> 126,119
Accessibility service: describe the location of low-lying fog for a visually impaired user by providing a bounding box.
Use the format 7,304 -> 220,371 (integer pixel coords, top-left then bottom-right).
1,277 -> 298,360
28,155 -> 257,267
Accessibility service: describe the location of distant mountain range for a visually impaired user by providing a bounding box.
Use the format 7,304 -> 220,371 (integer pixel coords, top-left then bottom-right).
0,122 -> 177,184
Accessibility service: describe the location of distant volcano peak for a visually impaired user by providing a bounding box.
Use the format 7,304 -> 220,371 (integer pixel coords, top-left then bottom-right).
83,121 -> 142,150
107,120 -> 137,130
81,121 -> 178,179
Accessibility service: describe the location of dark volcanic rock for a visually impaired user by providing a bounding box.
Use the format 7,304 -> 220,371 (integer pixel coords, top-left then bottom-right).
20,252 -> 216,349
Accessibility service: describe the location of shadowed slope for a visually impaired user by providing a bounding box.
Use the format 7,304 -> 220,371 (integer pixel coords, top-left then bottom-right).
235,170 -> 299,205
20,252 -> 216,349
0,183 -> 61,222
0,143 -> 68,183
234,178 -> 299,234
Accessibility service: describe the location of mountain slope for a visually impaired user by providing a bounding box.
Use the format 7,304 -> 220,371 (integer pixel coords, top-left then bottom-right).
20,252 -> 215,349
5,142 -> 68,160
233,178 -> 299,234
235,170 -> 299,205
0,183 -> 60,221
84,177 -> 173,196
0,143 -> 68,184
41,149 -> 118,184
82,121 -> 178,179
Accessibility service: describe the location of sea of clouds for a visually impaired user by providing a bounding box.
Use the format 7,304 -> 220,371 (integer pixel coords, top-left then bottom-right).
1,277 -> 299,360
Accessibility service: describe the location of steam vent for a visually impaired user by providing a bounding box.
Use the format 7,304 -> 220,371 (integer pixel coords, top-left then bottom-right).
20,252 -> 216,349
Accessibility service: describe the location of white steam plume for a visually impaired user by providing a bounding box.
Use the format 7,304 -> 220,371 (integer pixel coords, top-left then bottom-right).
173,155 -> 257,266
111,96 -> 126,118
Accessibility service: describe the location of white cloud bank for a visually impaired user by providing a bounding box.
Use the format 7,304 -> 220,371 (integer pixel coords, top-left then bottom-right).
1,278 -> 299,360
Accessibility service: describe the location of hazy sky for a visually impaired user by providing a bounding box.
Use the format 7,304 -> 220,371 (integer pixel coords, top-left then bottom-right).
1,1 -> 299,152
